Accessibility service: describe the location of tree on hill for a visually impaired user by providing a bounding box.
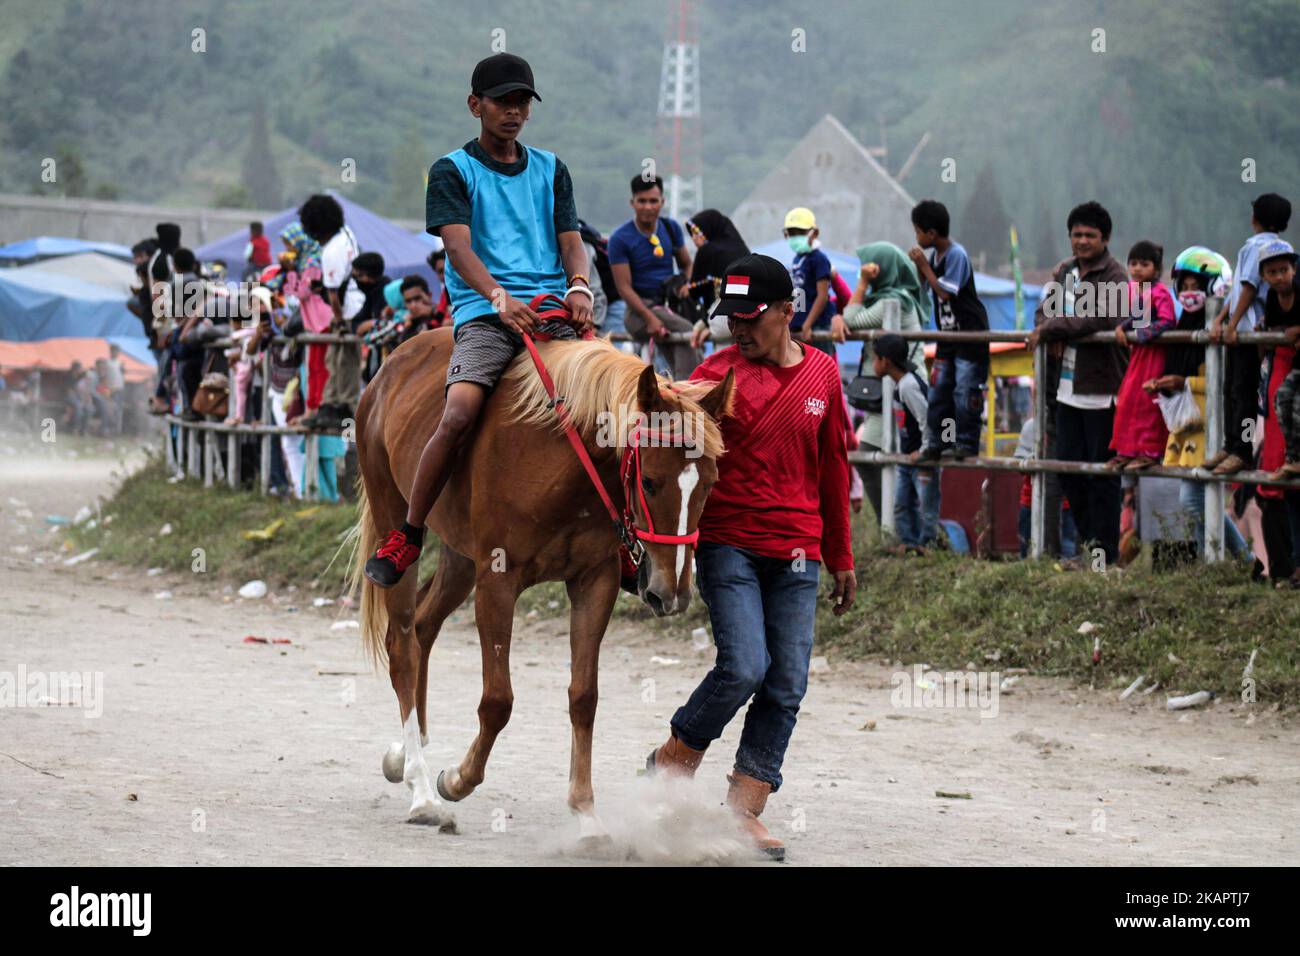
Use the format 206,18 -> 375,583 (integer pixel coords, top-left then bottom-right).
961,162 -> 1011,273
242,104 -> 282,209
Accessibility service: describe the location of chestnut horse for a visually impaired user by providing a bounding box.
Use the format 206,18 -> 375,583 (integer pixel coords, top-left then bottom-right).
350,327 -> 733,838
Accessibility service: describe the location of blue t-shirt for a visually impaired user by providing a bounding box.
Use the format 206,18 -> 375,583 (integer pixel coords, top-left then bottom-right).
791,248 -> 837,330
607,217 -> 685,297
1230,231 -> 1279,333
927,240 -> 988,359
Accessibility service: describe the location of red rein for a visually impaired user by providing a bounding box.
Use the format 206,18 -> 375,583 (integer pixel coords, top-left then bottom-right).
519,295 -> 700,567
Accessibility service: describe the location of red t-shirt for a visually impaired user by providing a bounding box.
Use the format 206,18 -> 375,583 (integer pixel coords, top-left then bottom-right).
250,235 -> 272,267
689,344 -> 854,573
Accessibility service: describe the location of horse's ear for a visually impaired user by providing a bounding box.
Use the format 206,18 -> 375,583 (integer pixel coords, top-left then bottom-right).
697,369 -> 734,422
637,364 -> 662,412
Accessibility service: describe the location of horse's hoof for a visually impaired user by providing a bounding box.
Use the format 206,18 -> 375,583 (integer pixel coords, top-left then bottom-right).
436,768 -> 466,802
407,798 -> 455,831
382,743 -> 404,783
576,832 -> 616,854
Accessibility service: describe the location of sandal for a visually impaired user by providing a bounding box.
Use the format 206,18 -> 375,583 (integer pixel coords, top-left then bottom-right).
1124,456 -> 1157,471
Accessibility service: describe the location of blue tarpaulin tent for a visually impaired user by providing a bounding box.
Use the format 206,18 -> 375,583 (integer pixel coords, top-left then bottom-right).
750,240 -> 1042,367
195,192 -> 441,293
0,269 -> 153,365
0,236 -> 133,263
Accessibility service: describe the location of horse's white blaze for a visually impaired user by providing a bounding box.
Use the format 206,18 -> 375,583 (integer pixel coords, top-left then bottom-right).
675,463 -> 699,583
402,710 -> 440,820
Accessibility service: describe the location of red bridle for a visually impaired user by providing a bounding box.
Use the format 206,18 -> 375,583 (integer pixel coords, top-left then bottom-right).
619,423 -> 702,560
519,295 -> 701,570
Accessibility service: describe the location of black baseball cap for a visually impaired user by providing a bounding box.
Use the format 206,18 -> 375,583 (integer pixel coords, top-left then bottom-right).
874,333 -> 914,370
708,253 -> 794,320
471,53 -> 541,101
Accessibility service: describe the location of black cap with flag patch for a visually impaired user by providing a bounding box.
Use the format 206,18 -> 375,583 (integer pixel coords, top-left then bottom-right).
707,253 -> 794,320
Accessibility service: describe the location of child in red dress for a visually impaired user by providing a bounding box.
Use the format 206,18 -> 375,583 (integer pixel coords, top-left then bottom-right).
1107,240 -> 1178,471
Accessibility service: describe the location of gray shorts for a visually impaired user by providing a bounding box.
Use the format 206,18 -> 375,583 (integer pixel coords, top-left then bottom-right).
445,317 -> 578,392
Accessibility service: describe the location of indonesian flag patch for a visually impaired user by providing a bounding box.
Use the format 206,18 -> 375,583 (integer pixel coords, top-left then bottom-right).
724,275 -> 750,296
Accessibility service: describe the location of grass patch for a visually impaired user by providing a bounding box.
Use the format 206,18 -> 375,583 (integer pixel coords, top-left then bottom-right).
73,456 -> 1300,706
68,455 -> 359,592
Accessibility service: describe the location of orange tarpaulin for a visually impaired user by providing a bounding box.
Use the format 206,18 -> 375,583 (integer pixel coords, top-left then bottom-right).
0,338 -> 154,383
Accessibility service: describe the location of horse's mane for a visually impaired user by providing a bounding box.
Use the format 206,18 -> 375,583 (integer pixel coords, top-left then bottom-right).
499,337 -> 727,459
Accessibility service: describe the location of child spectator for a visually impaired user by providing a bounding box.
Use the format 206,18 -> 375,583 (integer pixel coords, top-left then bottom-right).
908,199 -> 990,462
1266,250 -> 1300,480
876,333 -> 939,551
783,207 -> 839,357
245,221 -> 272,279
1106,240 -> 1177,471
1255,239 -> 1300,585
1208,192 -> 1292,475
1151,246 -> 1251,559
224,288 -> 270,425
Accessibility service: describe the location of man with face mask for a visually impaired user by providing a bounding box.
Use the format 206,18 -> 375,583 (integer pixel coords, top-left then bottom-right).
783,207 -> 838,358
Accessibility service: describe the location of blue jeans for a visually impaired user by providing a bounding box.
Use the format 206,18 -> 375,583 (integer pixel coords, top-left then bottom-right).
671,542 -> 821,791
925,352 -> 988,452
603,299 -> 627,336
895,464 -> 940,547
1018,503 -> 1080,557
1178,480 -> 1250,560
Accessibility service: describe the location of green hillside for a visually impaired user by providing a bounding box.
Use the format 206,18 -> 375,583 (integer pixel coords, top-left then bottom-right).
2,0 -> 1298,268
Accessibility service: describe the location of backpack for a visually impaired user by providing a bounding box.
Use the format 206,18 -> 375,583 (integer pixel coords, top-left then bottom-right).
578,219 -> 620,304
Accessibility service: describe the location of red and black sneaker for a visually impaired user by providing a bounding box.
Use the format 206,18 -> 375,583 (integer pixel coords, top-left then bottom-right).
365,528 -> 422,588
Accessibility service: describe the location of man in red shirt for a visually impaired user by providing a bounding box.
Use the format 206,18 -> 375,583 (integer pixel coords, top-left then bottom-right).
646,254 -> 857,861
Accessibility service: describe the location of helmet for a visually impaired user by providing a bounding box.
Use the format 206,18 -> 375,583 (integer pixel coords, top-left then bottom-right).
1171,246 -> 1232,296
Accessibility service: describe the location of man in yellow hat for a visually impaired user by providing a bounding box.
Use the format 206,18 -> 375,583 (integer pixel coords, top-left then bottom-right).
783,207 -> 838,357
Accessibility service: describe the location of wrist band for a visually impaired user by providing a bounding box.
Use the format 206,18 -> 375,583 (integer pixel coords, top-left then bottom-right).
565,285 -> 593,302
568,273 -> 590,286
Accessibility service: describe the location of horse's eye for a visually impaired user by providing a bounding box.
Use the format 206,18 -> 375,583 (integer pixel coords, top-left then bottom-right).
641,476 -> 655,496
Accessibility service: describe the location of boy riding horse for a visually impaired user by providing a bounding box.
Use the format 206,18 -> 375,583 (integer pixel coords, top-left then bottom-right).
365,53 -> 594,586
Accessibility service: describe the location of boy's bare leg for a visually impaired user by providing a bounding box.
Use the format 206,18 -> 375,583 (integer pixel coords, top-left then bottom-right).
405,382 -> 488,527
365,382 -> 488,589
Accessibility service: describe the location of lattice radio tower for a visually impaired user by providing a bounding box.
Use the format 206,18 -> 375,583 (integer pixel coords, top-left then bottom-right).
655,0 -> 702,221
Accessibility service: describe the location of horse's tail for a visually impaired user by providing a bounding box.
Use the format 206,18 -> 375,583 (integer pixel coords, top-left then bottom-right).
348,477 -> 390,671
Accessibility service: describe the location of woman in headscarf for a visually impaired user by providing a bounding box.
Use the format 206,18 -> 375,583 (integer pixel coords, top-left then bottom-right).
841,241 -> 931,524
685,209 -> 750,310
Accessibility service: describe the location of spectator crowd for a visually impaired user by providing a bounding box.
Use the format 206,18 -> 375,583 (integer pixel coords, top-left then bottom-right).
114,171 -> 1300,586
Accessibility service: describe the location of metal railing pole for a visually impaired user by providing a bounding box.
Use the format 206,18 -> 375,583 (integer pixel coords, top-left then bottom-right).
226,430 -> 239,489
203,430 -> 214,488
187,426 -> 200,480
1030,339 -> 1047,559
259,348 -> 272,495
304,433 -> 319,501
879,300 -> 900,539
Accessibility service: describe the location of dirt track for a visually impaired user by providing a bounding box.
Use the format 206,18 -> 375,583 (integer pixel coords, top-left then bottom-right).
2,442 -> 1298,866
